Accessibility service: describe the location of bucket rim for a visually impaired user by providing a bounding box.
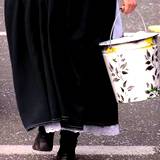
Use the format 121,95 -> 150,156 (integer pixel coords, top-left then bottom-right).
99,32 -> 158,46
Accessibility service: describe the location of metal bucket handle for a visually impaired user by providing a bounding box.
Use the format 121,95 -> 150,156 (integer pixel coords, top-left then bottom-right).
109,9 -> 147,48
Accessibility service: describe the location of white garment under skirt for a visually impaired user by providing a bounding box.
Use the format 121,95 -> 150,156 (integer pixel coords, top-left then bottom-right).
45,0 -> 123,136
45,123 -> 120,136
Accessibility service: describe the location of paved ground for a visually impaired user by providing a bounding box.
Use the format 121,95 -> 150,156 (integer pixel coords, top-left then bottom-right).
0,0 -> 160,159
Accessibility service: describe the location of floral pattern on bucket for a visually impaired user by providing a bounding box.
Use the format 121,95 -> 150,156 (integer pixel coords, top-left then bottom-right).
102,35 -> 160,103
108,53 -> 137,103
145,46 -> 160,98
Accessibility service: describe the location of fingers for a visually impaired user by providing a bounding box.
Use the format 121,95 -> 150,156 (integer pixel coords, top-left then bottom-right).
121,0 -> 137,14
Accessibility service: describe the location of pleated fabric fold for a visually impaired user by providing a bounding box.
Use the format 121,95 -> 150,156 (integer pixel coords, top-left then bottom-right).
5,0 -> 118,131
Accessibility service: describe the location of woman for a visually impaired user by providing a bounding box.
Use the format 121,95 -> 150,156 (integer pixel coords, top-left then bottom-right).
4,0 -> 136,159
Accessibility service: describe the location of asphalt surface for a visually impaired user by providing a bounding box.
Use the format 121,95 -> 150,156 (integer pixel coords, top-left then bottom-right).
0,0 -> 160,159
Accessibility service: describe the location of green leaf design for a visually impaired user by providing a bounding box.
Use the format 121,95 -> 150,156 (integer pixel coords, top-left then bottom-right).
151,84 -> 154,90
112,73 -> 115,76
147,50 -> 151,58
145,90 -> 150,94
120,62 -> 127,69
145,55 -> 148,60
113,78 -> 120,82
117,93 -> 120,98
113,58 -> 117,62
146,65 -> 154,71
121,87 -> 124,92
152,55 -> 154,61
120,54 -> 123,58
122,71 -> 128,74
150,93 -> 154,97
155,69 -> 157,75
123,81 -> 127,87
109,63 -> 113,70
128,86 -> 134,91
152,75 -> 155,80
128,98 -> 131,102
116,68 -> 118,74
146,82 -> 150,87
121,95 -> 124,101
145,61 -> 150,65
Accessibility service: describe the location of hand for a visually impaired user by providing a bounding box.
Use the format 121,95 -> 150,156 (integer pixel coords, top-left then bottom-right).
121,0 -> 137,14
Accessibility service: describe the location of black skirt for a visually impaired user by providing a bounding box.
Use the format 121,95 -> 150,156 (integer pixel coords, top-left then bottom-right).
5,0 -> 118,131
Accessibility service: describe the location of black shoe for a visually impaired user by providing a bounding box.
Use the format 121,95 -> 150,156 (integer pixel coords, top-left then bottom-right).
32,126 -> 54,151
56,130 -> 80,160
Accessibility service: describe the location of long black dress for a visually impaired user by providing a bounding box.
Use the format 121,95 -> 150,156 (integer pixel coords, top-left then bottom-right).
4,0 -> 118,131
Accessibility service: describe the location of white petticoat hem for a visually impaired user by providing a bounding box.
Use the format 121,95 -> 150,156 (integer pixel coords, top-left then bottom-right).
45,123 -> 120,136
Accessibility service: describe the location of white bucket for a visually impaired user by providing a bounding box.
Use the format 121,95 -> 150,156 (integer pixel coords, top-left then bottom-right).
100,32 -> 160,103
